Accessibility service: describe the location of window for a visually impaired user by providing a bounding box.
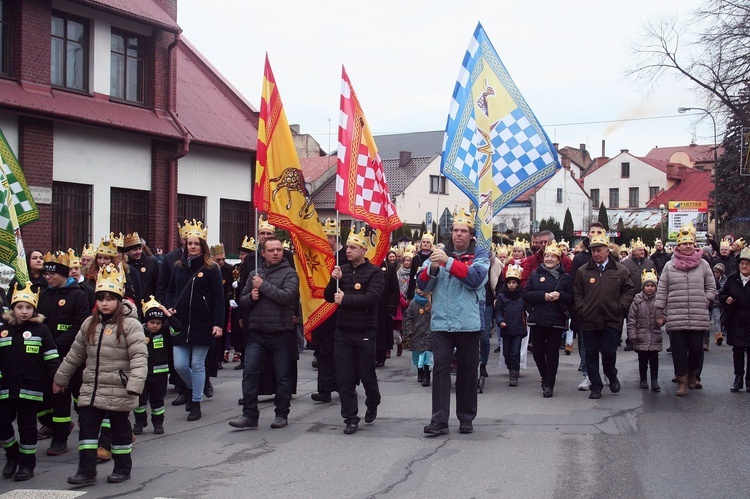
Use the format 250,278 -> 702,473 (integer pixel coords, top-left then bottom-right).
0,1 -> 9,75
609,188 -> 619,209
110,187 -> 149,236
110,29 -> 144,103
52,182 -> 91,250
621,162 -> 630,178
649,186 -> 660,200
629,187 -> 639,207
177,194 -> 206,223
220,199 -> 251,257
590,188 -> 599,208
556,188 -> 563,203
429,175 -> 447,194
51,12 -> 88,91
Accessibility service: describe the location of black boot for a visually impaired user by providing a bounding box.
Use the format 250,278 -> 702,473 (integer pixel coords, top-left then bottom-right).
509,370 -> 519,387
187,402 -> 201,421
2,456 -> 18,479
746,378 -> 750,393
132,413 -> 147,435
152,415 -> 165,434
422,366 -> 431,387
730,375 -> 743,392
651,377 -> 660,392
417,368 -> 424,383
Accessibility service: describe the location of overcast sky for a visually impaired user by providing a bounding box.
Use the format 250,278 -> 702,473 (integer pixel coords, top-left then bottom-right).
177,0 -> 717,159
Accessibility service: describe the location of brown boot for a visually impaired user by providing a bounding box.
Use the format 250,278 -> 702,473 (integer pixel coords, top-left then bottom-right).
676,375 -> 688,397
687,372 -> 698,390
715,332 -> 724,346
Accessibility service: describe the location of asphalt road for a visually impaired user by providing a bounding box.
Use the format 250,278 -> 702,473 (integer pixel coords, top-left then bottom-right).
1,337 -> 748,499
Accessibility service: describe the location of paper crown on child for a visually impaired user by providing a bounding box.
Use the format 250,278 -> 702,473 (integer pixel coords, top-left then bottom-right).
322,218 -> 338,237
402,244 -> 416,259
513,238 -> 529,250
558,239 -> 570,250
258,215 -> 275,233
346,226 -> 369,249
676,222 -> 697,245
494,243 -> 508,258
630,237 -> 646,250
641,269 -> 659,286
97,233 -> 122,257
122,232 -> 142,250
82,243 -> 96,258
544,241 -> 561,257
240,236 -> 256,252
421,231 -> 435,244
182,219 -> 207,240
505,264 -> 522,281
589,232 -> 610,248
209,243 -> 225,257
96,263 -> 126,297
11,281 -> 39,309
452,207 -> 475,229
735,237 -> 746,250
282,240 -> 291,250
43,251 -> 71,276
654,238 -> 663,246
67,249 -> 81,269
142,295 -> 165,321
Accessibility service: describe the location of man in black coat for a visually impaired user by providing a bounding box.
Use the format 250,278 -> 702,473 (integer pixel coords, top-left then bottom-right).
406,233 -> 434,300
324,228 -> 384,435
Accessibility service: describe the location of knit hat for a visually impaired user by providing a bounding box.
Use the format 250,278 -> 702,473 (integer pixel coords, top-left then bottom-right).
43,251 -> 71,277
713,263 -> 726,274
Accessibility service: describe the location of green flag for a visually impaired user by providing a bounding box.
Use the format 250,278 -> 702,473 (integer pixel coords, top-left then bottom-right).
0,129 -> 39,227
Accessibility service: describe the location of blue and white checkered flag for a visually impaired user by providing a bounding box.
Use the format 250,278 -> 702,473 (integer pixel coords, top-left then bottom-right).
441,22 -> 560,245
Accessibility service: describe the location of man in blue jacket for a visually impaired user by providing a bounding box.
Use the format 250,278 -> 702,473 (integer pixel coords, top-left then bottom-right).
417,208 -> 489,435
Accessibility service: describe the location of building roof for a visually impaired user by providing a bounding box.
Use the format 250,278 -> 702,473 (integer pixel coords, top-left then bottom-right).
175,39 -> 258,151
645,144 -> 723,165
299,156 -> 337,183
373,131 -> 443,160
582,151 -> 671,177
646,169 -> 713,208
81,0 -> 180,31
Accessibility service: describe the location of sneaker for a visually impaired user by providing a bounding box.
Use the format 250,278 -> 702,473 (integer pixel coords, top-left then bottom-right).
397,344 -> 403,356
365,409 -> 377,424
223,350 -> 230,363
565,344 -> 573,355
423,421 -> 449,435
589,389 -> 602,399
37,425 -> 53,440
270,417 -> 288,429
577,376 -> 591,391
232,352 -> 241,362
343,423 -> 358,435
609,376 -> 621,393
479,363 -> 489,378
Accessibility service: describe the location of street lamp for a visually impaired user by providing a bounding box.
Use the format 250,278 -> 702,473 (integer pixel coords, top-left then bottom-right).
659,203 -> 665,242
677,106 -> 719,235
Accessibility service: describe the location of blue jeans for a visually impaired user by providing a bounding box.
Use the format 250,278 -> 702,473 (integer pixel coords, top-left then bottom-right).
502,336 -> 523,371
173,344 -> 210,403
582,327 -> 620,391
242,332 -> 293,420
480,305 -> 493,365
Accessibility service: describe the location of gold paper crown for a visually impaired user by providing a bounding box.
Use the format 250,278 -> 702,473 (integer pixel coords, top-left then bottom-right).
421,231 -> 435,243
258,215 -> 275,233
11,281 -> 39,309
402,243 -> 416,259
43,250 -> 70,267
183,219 -> 207,240
720,238 -> 731,249
654,238 -> 663,245
495,244 -> 509,257
123,232 -> 142,249
67,249 -> 81,268
589,232 -> 610,247
141,295 -> 162,315
558,239 -> 569,250
676,222 -> 696,245
178,220 -> 190,239
630,237 -> 646,250
740,246 -> 750,262
282,240 -> 291,250
544,241 -> 561,257
209,243 -> 225,257
322,218 -> 338,237
97,233 -> 122,257
513,238 -> 529,250
641,268 -> 659,285
347,226 -> 368,249
735,237 -> 746,250
96,263 -> 126,297
620,245 -> 630,254
241,236 -> 256,252
453,207 -> 475,229
505,264 -> 522,281
82,244 -> 96,258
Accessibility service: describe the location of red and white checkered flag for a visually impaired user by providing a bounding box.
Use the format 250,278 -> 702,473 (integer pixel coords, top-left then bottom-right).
336,66 -> 401,234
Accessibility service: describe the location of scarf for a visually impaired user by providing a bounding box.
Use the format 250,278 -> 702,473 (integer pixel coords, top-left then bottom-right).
503,283 -> 522,300
672,247 -> 703,271
397,265 -> 411,295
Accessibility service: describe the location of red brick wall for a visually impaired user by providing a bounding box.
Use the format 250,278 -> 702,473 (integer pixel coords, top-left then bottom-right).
149,140 -> 178,252
15,0 -> 52,85
18,117 -> 54,252
151,30 -> 175,112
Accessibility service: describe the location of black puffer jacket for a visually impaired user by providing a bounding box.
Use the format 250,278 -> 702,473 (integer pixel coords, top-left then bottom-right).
719,272 -> 750,347
144,315 -> 182,375
240,259 -> 299,335
325,259 -> 384,332
37,279 -> 91,357
523,264 -> 574,329
0,313 -> 60,400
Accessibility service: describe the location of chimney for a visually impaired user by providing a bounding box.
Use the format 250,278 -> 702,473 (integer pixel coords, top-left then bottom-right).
289,124 -> 300,134
620,149 -> 629,154
399,151 -> 412,167
601,139 -> 606,157
667,163 -> 675,178
678,165 -> 687,177
579,143 -> 586,155
552,143 -> 559,151
562,157 -> 571,169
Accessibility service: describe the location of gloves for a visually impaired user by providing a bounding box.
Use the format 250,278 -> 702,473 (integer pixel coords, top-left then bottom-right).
232,281 -> 238,289
229,299 -> 238,309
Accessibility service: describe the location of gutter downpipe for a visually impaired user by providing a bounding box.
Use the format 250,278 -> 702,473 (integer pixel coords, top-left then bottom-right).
166,31 -> 190,251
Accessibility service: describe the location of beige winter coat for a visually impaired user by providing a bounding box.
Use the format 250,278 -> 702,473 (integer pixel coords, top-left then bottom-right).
655,257 -> 715,332
54,301 -> 147,412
